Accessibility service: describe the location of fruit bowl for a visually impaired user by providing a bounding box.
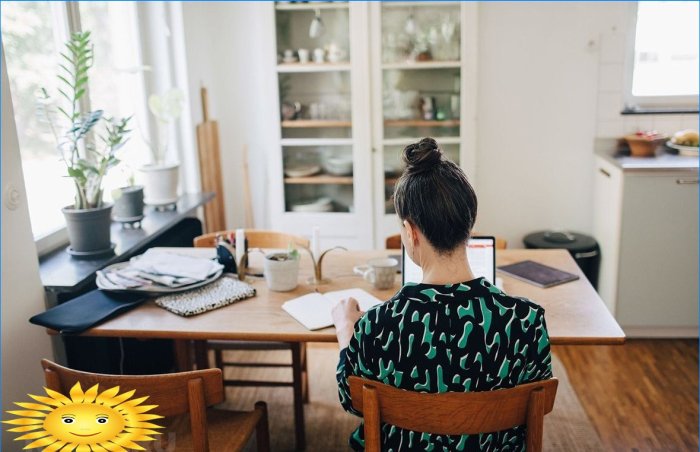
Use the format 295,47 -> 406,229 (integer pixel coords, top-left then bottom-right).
625,132 -> 667,157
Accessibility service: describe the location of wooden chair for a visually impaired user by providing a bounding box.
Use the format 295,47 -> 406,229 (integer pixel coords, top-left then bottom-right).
41,359 -> 270,452
193,229 -> 309,249
385,233 -> 508,250
194,229 -> 310,450
349,376 -> 558,452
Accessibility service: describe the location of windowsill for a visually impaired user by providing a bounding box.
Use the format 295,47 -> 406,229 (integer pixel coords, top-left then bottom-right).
621,107 -> 699,115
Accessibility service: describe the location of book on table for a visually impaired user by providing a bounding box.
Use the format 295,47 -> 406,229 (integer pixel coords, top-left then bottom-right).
282,288 -> 384,330
497,260 -> 580,288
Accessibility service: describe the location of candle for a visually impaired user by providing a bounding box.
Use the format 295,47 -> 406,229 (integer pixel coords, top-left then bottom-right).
311,226 -> 321,260
235,228 -> 246,265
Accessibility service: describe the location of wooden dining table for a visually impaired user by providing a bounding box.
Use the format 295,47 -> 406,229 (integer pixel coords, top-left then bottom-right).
78,248 -> 625,356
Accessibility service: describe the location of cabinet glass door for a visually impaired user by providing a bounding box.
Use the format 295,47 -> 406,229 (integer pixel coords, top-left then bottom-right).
275,2 -> 354,213
379,3 -> 463,215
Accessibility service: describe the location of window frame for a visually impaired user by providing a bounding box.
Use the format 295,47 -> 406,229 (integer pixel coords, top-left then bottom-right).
4,2 -> 148,255
623,2 -> 700,112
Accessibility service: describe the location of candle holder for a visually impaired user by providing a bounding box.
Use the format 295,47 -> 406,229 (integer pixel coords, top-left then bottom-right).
302,245 -> 346,285
237,253 -> 249,282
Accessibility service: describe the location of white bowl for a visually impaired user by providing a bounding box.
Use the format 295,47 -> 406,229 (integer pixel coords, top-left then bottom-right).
291,197 -> 333,213
323,158 -> 353,176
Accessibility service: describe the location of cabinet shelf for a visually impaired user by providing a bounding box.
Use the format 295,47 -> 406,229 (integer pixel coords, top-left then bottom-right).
275,2 -> 349,11
282,120 -> 352,128
281,138 -> 353,147
381,2 -> 458,7
385,119 -> 460,128
382,137 -> 461,146
277,62 -> 351,73
284,175 -> 353,185
382,61 -> 461,70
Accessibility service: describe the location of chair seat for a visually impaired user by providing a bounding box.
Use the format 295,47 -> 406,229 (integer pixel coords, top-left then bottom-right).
147,408 -> 263,451
208,340 -> 293,351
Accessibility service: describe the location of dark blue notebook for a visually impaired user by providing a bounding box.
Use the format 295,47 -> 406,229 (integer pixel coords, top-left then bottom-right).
29,290 -> 147,335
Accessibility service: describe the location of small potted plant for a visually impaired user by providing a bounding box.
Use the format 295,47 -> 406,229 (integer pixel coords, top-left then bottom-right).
139,88 -> 184,206
38,31 -> 131,256
112,168 -> 144,225
263,245 -> 301,292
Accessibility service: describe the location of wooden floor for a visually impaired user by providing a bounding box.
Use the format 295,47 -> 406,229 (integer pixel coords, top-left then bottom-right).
554,339 -> 698,452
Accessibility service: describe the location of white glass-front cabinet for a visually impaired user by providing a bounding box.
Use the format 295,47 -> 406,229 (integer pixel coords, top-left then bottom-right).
269,2 -> 373,249
268,2 -> 476,249
370,2 -> 477,248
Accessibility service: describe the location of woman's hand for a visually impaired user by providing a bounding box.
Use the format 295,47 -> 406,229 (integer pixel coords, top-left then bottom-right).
332,297 -> 365,349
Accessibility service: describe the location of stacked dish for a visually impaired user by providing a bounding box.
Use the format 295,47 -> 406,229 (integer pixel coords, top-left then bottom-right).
291,197 -> 333,212
322,157 -> 353,176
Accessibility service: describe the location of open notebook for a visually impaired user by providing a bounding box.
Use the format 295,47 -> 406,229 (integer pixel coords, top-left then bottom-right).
282,288 -> 383,330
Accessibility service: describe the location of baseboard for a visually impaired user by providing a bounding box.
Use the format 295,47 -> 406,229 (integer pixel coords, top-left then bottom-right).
622,326 -> 699,338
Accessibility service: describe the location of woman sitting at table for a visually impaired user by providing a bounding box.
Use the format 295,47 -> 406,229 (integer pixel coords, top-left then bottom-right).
332,137 -> 553,451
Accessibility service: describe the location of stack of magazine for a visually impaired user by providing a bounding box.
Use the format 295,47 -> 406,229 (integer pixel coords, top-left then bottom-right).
96,249 -> 224,293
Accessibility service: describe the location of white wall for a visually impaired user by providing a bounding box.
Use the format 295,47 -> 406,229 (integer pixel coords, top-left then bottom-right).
1,47 -> 54,452
180,2 -> 278,230
475,2 -> 698,246
475,3 -> 609,246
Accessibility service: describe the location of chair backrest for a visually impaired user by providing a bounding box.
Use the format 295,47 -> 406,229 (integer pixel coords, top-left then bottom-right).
349,376 -> 558,452
385,233 -> 507,250
41,359 -> 225,452
194,229 -> 310,249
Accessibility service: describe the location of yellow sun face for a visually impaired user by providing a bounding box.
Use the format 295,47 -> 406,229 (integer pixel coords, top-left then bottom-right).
3,382 -> 163,451
43,403 -> 125,445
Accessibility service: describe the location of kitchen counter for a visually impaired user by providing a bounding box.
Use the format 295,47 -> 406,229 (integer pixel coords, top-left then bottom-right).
595,138 -> 698,172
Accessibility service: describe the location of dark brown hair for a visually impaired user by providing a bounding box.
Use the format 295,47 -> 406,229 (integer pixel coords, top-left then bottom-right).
393,137 -> 478,254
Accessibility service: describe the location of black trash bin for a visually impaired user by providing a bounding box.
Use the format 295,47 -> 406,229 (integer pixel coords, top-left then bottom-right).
523,231 -> 600,290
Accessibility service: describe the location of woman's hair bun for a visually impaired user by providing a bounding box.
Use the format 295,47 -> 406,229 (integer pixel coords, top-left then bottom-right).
402,137 -> 443,174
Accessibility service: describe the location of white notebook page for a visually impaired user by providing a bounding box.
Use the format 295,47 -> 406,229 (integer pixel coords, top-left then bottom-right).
282,288 -> 383,330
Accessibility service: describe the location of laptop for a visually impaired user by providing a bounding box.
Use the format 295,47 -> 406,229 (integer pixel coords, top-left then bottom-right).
402,236 -> 496,285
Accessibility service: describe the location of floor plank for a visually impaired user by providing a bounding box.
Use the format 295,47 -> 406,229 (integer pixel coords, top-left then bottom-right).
554,339 -> 698,452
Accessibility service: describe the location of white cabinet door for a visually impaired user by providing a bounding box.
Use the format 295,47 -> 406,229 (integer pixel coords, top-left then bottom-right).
592,157 -> 623,314
616,171 -> 699,330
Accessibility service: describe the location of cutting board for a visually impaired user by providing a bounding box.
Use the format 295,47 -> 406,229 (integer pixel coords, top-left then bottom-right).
196,86 -> 226,232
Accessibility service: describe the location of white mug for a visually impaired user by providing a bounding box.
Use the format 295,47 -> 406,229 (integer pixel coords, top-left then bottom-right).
313,48 -> 325,63
298,48 -> 310,63
283,49 -> 294,60
353,258 -> 398,290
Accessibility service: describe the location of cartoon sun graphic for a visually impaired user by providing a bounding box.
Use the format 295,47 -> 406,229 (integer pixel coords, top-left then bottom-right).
3,382 -> 163,451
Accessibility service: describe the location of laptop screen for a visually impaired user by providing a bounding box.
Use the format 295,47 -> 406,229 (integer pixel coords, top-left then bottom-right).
402,236 -> 496,285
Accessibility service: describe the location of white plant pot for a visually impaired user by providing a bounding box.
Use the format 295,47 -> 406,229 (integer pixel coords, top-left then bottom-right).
263,254 -> 300,292
139,163 -> 179,206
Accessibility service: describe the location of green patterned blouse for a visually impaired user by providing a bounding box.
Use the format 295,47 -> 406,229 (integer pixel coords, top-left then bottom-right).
336,277 -> 552,451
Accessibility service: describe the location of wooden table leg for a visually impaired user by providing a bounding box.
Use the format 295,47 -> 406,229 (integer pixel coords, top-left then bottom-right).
301,342 -> 309,404
174,340 -> 193,372
291,342 -> 306,450
193,340 -> 210,370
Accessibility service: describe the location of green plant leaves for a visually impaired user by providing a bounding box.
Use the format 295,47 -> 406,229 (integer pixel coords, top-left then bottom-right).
37,30 -> 132,210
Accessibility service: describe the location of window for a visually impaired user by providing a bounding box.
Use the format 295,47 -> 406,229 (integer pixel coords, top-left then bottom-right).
625,1 -> 699,110
1,2 -> 148,246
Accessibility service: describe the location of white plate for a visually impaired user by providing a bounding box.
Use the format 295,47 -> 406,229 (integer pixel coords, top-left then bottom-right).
291,197 -> 333,212
97,262 -> 223,294
667,141 -> 699,156
284,165 -> 321,178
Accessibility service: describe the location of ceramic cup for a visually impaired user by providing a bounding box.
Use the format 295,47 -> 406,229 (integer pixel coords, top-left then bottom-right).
313,48 -> 325,63
298,48 -> 310,63
284,49 -> 294,60
353,258 -> 398,290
